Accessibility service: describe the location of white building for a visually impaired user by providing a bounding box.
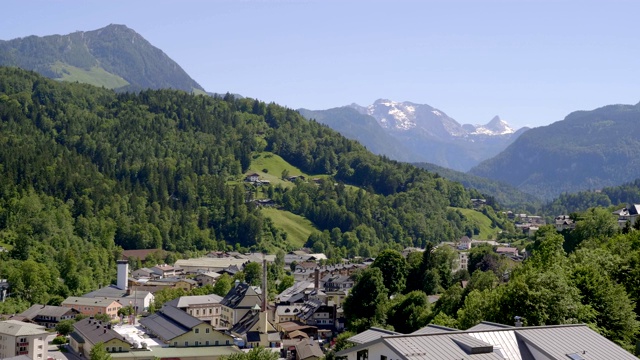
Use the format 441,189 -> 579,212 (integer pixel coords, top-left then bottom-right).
0,320 -> 49,360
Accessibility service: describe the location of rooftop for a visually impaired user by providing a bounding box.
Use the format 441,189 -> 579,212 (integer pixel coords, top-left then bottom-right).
0,320 -> 48,336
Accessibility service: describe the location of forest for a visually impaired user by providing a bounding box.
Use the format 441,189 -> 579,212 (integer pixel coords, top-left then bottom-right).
341,208 -> 640,354
0,67 -> 477,313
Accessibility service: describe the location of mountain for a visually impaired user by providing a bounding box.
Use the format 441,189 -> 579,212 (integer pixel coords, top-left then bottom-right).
298,107 -> 413,161
310,99 -> 526,171
470,103 -> 640,200
0,24 -> 205,93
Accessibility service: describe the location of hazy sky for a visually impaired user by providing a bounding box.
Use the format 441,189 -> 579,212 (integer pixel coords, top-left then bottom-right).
2,0 -> 639,129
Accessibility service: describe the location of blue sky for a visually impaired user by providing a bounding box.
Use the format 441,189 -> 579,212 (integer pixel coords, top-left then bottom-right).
2,0 -> 639,129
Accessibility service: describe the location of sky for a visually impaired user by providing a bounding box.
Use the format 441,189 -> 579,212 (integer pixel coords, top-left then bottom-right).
2,0 -> 640,129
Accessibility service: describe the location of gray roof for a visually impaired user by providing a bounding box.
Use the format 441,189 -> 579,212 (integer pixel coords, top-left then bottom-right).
0,320 -> 48,336
467,321 -> 513,332
62,296 -> 121,307
337,323 -> 638,360
220,283 -> 262,309
139,305 -> 203,342
348,327 -> 401,345
410,324 -> 457,335
166,294 -> 223,308
20,304 -> 78,319
72,318 -> 130,346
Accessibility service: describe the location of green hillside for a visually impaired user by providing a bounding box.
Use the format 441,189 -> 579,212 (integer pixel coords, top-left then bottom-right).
261,208 -> 316,248
0,24 -> 204,92
51,61 -> 129,89
453,208 -> 501,240
0,67 -> 478,308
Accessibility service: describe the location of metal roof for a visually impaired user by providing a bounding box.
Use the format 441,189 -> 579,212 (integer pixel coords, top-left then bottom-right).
410,324 -> 457,335
166,294 -> 223,308
139,305 -> 202,342
337,323 -> 637,360
20,304 -> 78,319
348,327 -> 401,344
72,318 -> 131,346
467,321 -> 513,332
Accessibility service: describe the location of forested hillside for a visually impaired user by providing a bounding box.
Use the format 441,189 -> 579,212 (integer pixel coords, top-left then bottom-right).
543,178 -> 640,216
470,103 -> 640,200
413,162 -> 540,211
0,67 -> 476,309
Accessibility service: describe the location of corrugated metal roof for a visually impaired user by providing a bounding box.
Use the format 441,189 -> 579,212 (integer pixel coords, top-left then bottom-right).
515,325 -> 638,360
411,324 -> 457,335
467,321 -> 514,332
348,328 -> 401,344
384,334 -> 504,360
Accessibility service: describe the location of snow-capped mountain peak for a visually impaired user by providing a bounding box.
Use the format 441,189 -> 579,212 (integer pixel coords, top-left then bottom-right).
469,116 -> 515,136
366,99 -> 418,130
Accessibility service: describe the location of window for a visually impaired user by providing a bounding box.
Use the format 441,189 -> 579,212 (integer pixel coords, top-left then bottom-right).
381,356 -> 387,360
206,341 -> 209,346
195,328 -> 200,334
357,350 -> 369,360
119,347 -> 122,352
174,342 -> 177,347
206,328 -> 210,334
226,340 -> 230,345
195,341 -> 199,346
185,341 -> 189,346
215,341 -> 219,346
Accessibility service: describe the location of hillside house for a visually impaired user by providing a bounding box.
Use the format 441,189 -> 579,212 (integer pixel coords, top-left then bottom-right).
245,173 -> 260,182
613,204 -> 640,228
555,215 -> 576,231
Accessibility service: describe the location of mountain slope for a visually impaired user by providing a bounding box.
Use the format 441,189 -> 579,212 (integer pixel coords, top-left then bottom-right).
334,99 -> 527,171
298,107 -> 412,161
0,24 -> 204,92
413,162 -> 540,209
470,103 -> 640,200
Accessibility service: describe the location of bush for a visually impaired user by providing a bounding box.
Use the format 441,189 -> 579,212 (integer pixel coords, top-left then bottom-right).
52,336 -> 68,345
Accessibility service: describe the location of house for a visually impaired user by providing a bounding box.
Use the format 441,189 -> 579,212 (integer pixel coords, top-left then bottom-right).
131,267 -> 157,279
555,215 -> 576,231
61,297 -> 122,320
456,252 -> 468,271
495,246 -> 519,257
470,198 -> 487,209
229,305 -> 280,349
457,236 -> 472,250
195,271 -> 221,287
336,322 -> 638,360
293,338 -> 323,360
166,294 -> 224,328
219,283 -> 263,328
139,305 -> 233,347
0,320 -> 49,360
245,173 -> 261,182
296,299 -> 336,330
150,264 -> 179,278
82,286 -> 155,312
253,198 -> 276,207
69,318 -> 132,357
613,204 -> 640,228
19,305 -> 80,329
275,304 -> 304,324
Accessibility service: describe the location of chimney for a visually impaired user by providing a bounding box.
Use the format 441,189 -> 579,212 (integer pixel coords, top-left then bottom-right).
314,268 -> 320,290
514,316 -> 523,327
262,256 -> 268,334
117,260 -> 129,291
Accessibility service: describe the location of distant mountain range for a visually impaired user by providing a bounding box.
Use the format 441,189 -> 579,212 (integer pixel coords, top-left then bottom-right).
470,103 -> 640,200
0,24 -> 204,93
300,99 -> 527,171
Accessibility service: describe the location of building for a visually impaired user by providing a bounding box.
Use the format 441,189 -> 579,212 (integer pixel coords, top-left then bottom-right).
19,305 -> 79,329
69,318 -> 132,357
555,215 -> 576,231
293,338 -> 323,360
613,204 -> 640,228
245,173 -> 261,182
139,305 -> 233,347
82,286 -> 154,313
174,258 -> 249,274
150,264 -> 180,278
229,305 -> 280,349
336,322 -> 637,360
0,320 -> 49,360
219,283 -> 262,328
61,297 -> 122,319
166,294 -> 224,328
195,271 -> 221,287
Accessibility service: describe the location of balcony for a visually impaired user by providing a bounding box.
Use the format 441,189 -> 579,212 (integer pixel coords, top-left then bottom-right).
17,342 -> 29,346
